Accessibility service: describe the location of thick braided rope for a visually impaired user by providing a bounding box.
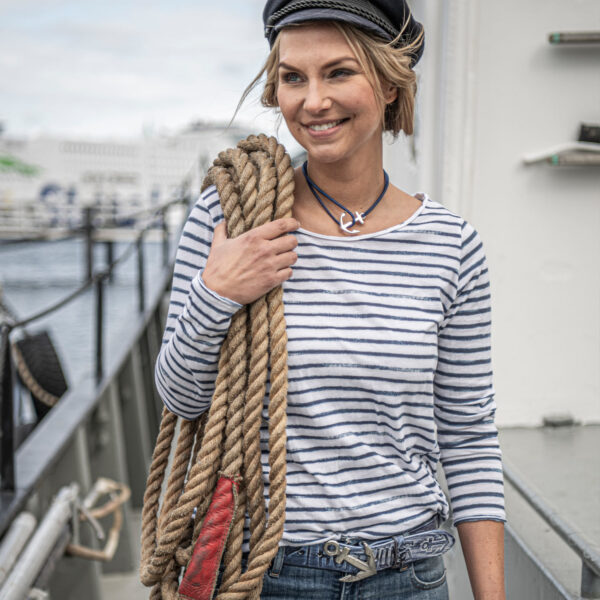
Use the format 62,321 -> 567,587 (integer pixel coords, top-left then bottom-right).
140,408 -> 178,573
11,342 -> 61,407
211,149 -> 260,592
218,149 -> 276,597
215,136 -> 292,599
216,149 -> 271,593
140,334 -> 234,585
140,134 -> 293,599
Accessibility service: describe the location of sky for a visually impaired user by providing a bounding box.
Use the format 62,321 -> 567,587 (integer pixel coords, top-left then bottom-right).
0,0 -> 290,140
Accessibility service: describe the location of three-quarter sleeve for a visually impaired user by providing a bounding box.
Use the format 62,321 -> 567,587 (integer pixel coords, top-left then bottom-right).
434,221 -> 506,525
155,187 -> 241,420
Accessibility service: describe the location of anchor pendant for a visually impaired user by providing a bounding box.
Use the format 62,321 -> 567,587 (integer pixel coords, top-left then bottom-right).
339,212 -> 364,235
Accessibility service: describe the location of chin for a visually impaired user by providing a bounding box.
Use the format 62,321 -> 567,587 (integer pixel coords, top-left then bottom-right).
300,141 -> 351,165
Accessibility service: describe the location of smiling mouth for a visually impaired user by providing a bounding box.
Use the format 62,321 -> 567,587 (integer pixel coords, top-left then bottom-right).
307,119 -> 347,132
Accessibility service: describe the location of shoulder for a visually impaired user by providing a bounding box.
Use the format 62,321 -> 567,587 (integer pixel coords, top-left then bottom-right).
418,194 -> 484,248
173,185 -> 225,258
189,185 -> 225,226
419,194 -> 466,228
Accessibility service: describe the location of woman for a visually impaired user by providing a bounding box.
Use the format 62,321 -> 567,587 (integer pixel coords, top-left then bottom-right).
155,1 -> 506,598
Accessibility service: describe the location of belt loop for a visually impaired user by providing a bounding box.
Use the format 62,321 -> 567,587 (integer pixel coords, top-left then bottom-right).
268,546 -> 285,578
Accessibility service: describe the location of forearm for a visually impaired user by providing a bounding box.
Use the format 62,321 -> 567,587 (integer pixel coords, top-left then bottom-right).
457,520 -> 505,600
156,273 -> 240,419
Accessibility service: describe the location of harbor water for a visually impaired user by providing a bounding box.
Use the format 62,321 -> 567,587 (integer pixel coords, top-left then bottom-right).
0,237 -> 170,387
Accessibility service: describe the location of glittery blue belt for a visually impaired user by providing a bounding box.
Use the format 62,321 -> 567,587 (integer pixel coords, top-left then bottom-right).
271,517 -> 455,583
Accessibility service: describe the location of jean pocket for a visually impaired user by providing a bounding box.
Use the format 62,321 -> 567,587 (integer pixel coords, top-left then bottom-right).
409,555 -> 447,591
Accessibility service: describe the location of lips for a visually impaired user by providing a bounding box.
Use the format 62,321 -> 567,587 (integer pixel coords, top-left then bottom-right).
307,119 -> 344,131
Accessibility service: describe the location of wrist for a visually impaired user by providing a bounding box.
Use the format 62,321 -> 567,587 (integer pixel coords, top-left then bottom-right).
198,273 -> 242,309
201,270 -> 231,301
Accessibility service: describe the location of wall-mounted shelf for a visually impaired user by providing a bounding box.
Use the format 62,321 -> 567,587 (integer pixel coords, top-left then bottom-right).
522,142 -> 600,166
548,31 -> 600,45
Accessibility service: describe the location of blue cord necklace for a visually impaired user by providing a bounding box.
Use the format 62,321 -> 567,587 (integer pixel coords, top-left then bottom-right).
302,161 -> 390,235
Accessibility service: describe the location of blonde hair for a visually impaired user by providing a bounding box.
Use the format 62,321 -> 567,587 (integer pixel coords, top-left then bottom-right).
239,21 -> 422,137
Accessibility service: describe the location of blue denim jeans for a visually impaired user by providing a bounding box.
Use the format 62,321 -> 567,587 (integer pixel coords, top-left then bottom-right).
259,553 -> 448,600
217,553 -> 448,600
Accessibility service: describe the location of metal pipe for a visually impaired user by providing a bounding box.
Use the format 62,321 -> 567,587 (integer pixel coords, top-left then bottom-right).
30,527 -> 70,592
104,241 -> 114,283
550,153 -> 600,167
84,207 -> 94,282
504,464 -> 600,579
161,213 -> 169,267
0,484 -> 79,600
0,513 -> 37,587
137,233 -> 145,313
0,325 -> 15,492
582,562 -> 600,599
95,277 -> 105,384
549,31 -> 600,44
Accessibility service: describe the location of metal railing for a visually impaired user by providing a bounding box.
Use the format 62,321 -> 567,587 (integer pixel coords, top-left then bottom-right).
0,187 -> 191,598
504,463 -> 600,598
0,186 -> 190,493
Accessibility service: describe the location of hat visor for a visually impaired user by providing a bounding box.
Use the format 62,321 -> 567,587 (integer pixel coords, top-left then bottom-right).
272,8 -> 393,42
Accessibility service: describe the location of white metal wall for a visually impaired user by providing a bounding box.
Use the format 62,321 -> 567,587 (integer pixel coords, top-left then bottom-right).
385,0 -> 600,426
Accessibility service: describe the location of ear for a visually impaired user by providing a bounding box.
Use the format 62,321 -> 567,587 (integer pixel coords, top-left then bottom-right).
383,83 -> 398,105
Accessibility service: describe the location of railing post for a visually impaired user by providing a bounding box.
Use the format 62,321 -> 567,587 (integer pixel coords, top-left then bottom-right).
0,323 -> 15,492
104,241 -> 114,283
83,206 -> 94,282
137,232 -> 145,313
582,562 -> 600,599
161,211 -> 169,267
94,276 -> 104,385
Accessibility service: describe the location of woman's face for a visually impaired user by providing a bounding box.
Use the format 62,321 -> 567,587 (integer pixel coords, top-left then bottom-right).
276,23 -> 393,166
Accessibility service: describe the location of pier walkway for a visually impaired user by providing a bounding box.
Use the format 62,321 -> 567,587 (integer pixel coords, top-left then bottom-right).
0,190 -> 598,598
98,425 -> 600,600
446,424 -> 600,599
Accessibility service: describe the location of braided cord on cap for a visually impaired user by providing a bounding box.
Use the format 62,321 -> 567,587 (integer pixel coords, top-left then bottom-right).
266,0 -> 399,40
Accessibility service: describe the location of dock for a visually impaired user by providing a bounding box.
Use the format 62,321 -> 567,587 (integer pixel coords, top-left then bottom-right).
97,426 -> 600,600
1,226 -> 599,598
0,186 -> 598,600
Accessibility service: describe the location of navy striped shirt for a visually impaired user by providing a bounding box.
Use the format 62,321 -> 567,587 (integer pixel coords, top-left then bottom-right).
155,185 -> 506,545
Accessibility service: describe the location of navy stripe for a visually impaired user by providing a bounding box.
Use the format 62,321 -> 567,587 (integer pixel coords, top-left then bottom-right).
155,188 -> 505,545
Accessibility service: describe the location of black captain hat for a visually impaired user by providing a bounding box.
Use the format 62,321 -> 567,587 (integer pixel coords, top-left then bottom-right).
263,0 -> 425,66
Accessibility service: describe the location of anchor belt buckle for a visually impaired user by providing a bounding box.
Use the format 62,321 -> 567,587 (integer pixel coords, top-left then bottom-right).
323,539 -> 378,582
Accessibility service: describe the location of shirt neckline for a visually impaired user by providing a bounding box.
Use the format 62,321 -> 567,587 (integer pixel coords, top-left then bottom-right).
296,193 -> 429,241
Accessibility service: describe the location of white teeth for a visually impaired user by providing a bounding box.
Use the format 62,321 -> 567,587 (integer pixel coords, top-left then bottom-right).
309,120 -> 343,131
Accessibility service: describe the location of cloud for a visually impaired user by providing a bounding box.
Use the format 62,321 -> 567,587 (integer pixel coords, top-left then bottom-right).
0,0 -> 285,139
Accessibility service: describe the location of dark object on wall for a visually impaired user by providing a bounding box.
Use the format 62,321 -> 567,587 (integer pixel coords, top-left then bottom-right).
548,31 -> 600,45
578,123 -> 600,144
12,330 -> 69,420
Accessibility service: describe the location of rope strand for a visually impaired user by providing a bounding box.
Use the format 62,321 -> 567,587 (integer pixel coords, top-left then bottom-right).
140,134 -> 294,599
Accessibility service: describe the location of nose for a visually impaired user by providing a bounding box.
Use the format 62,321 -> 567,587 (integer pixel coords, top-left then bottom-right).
303,79 -> 332,113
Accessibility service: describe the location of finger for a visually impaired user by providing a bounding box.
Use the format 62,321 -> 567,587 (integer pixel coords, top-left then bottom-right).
275,267 -> 294,285
211,222 -> 228,247
269,233 -> 298,255
255,217 -> 300,240
273,251 -> 298,271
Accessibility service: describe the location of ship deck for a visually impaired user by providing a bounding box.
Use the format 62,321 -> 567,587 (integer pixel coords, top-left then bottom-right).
102,424 -> 600,599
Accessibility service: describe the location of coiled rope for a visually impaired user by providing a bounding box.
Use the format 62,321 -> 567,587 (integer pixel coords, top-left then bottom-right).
140,134 -> 295,600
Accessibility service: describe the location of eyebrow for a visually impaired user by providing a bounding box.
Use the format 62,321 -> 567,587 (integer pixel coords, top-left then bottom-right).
278,56 -> 360,70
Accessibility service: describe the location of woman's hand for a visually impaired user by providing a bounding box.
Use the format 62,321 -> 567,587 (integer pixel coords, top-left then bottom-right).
202,218 -> 299,305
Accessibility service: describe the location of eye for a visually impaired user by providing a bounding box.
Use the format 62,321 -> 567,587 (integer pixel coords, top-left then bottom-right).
330,68 -> 354,79
281,71 -> 302,84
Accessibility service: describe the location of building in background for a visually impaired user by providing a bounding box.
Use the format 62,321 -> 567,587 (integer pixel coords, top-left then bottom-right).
0,122 -> 249,231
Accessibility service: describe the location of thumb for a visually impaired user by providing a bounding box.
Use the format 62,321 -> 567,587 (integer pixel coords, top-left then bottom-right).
211,222 -> 228,247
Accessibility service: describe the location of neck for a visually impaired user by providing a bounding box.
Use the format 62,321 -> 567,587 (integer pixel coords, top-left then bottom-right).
305,153 -> 386,213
